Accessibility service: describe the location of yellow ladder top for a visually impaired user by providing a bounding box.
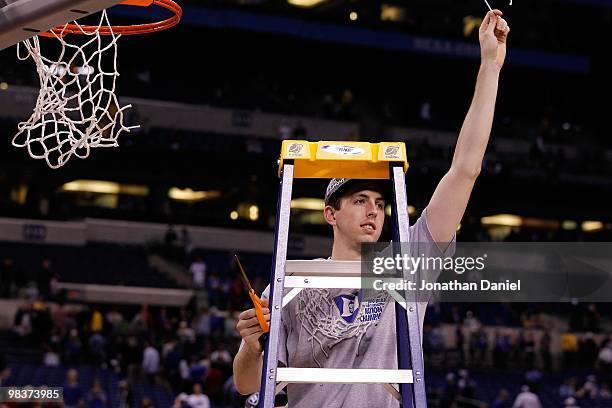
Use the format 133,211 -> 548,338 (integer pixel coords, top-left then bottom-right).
278,140 -> 409,179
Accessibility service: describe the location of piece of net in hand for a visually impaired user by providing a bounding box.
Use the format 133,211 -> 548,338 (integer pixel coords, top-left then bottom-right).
12,0 -> 182,169
14,11 -> 135,169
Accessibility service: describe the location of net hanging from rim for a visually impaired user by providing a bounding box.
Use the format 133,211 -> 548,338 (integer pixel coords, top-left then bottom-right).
12,0 -> 182,169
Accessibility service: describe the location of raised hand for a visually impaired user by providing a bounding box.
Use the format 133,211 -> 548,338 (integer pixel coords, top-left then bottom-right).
479,9 -> 510,69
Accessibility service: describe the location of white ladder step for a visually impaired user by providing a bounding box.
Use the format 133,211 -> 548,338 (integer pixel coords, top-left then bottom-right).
286,260 -> 362,276
284,275 -> 363,289
276,368 -> 413,384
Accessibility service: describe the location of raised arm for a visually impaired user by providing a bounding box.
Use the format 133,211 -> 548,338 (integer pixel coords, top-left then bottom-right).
426,9 -> 510,243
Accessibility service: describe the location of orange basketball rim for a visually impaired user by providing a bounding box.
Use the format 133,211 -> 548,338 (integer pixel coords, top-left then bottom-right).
40,0 -> 182,37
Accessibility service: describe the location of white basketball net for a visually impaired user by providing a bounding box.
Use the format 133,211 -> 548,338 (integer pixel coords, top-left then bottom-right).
13,10 -> 137,169
295,288 -> 386,367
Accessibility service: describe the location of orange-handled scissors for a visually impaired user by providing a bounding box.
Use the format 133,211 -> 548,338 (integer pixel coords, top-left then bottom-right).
235,254 -> 269,334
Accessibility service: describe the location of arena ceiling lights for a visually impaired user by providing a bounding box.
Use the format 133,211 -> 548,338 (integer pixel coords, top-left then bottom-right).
167,188 -> 221,202
481,214 -> 522,227
234,203 -> 259,221
60,180 -> 149,196
287,0 -> 328,8
480,214 -> 608,233
481,214 -> 559,229
291,198 -> 325,211
380,4 -> 407,23
582,221 -> 604,232
385,205 -> 415,217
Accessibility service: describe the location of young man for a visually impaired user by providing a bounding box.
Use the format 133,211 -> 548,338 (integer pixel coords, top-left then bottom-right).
233,9 -> 510,407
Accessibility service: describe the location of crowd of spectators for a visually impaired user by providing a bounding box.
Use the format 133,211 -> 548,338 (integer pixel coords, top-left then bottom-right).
424,304 -> 610,368
0,258 -> 60,304
437,368 -> 612,408
7,298 -> 247,407
422,304 -> 612,407
2,245 -> 612,407
0,238 -> 271,407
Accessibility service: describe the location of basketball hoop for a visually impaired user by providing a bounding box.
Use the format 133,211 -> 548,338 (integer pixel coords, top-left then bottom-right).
41,0 -> 182,37
12,0 -> 182,169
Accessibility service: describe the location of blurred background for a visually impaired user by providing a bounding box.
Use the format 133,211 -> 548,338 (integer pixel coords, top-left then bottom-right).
0,0 -> 611,407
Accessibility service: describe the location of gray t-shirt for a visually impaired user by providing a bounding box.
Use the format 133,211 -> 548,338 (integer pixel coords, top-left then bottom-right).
240,208 -> 456,408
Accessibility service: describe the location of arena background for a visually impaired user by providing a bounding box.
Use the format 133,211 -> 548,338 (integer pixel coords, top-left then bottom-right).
1,0 -> 611,407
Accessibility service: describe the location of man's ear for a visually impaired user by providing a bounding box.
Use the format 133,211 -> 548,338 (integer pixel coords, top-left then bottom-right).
323,205 -> 337,226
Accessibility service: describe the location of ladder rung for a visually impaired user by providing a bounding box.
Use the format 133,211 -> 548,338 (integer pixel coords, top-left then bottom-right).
285,276 -> 363,289
276,368 -> 413,384
286,260 -> 362,276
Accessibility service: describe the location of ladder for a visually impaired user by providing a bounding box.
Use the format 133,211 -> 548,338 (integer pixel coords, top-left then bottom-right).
259,140 -> 427,408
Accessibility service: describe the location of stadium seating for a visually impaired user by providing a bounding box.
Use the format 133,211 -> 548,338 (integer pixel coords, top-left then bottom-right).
2,362 -> 175,407
0,241 -> 181,288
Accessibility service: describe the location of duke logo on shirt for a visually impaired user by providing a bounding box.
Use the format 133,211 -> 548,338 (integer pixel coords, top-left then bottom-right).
334,291 -> 362,323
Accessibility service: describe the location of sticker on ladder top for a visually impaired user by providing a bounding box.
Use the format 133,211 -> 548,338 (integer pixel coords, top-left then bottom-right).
288,143 -> 303,154
285,142 -> 308,158
320,144 -> 365,156
384,145 -> 401,159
